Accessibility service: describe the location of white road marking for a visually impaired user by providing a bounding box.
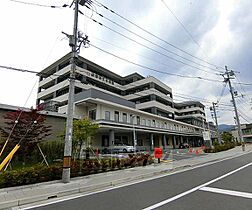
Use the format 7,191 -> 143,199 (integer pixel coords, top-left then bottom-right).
200,187 -> 252,199
142,162 -> 252,210
18,152 -> 251,210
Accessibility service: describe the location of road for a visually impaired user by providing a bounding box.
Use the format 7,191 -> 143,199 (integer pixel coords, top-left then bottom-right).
28,152 -> 252,210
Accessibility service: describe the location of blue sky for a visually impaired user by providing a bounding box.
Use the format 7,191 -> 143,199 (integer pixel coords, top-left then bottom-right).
0,0 -> 251,125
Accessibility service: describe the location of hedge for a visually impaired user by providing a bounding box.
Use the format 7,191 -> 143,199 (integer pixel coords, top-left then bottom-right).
204,142 -> 236,153
0,154 -> 153,188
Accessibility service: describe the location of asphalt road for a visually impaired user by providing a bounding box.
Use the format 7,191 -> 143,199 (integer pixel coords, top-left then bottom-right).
31,152 -> 252,210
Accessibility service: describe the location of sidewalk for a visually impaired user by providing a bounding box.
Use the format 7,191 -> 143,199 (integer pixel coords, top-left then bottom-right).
1,145 -> 252,209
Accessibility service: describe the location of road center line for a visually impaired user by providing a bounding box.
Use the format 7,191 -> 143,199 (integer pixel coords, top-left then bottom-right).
142,162 -> 252,210
199,187 -> 252,199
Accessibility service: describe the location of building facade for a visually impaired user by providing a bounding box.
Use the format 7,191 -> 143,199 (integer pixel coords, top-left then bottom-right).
36,53 -> 217,150
0,103 -> 66,142
231,124 -> 252,143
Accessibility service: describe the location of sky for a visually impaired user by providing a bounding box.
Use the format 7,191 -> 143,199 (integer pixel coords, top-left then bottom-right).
0,0 -> 252,125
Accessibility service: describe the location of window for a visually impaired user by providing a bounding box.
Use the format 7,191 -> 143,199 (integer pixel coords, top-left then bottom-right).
102,135 -> 109,147
114,111 -> 119,122
105,111 -> 110,120
142,119 -> 146,126
148,120 -> 151,126
122,113 -> 127,123
152,120 -> 156,127
137,116 -> 140,125
137,138 -> 143,146
89,109 -> 96,120
130,114 -> 134,124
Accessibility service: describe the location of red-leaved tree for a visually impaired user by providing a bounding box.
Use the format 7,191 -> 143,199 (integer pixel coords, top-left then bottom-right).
0,107 -> 51,163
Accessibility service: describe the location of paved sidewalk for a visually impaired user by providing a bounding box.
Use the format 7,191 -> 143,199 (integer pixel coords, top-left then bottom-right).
1,145 -> 252,209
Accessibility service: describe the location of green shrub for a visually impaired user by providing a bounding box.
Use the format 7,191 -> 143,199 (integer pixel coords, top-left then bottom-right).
0,164 -> 62,188
30,140 -> 64,163
0,154 -> 154,188
204,142 -> 236,153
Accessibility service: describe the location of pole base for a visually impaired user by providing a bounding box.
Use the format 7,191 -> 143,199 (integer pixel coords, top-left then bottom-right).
62,168 -> 71,183
242,143 -> 245,151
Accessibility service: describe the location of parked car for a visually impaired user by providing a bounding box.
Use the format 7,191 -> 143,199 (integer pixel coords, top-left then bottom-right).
112,143 -> 134,153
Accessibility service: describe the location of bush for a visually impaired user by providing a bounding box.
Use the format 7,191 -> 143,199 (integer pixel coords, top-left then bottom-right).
204,142 -> 236,153
0,154 -> 154,188
30,140 -> 64,163
0,164 -> 62,188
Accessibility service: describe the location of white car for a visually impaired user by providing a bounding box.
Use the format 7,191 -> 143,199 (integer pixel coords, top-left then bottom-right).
112,143 -> 134,153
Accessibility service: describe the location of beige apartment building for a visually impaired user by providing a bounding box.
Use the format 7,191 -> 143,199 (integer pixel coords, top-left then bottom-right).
36,53 -> 217,151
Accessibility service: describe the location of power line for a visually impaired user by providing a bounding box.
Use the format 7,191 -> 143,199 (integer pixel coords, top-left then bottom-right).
90,43 -> 223,83
217,83 -> 227,103
83,14 -> 222,75
92,0 -> 225,72
0,78 -> 38,157
238,109 -> 252,123
160,0 -> 208,58
0,65 -> 61,77
91,36 -> 178,70
0,61 -> 246,110
233,75 -> 252,106
173,94 -> 233,108
9,0 -> 69,8
84,5 -> 220,75
0,65 -> 38,74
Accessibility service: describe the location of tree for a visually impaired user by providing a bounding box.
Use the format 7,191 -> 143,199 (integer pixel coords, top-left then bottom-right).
221,132 -> 233,144
72,118 -> 99,159
0,107 -> 51,164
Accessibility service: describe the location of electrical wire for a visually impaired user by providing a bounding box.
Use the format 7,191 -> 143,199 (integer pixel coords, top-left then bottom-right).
160,0 -> 208,58
92,0 -> 225,72
233,75 -> 252,106
238,109 -> 251,123
84,5 -> 220,75
0,79 -> 38,157
82,13 -> 222,76
89,43 -> 223,83
0,59 -> 241,110
0,65 -> 62,78
74,67 -> 235,110
91,36 -> 178,70
217,83 -> 227,104
9,0 -> 68,8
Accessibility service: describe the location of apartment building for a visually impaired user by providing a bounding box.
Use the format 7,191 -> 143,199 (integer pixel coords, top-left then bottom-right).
174,101 -> 206,127
37,53 -> 216,150
231,124 -> 252,143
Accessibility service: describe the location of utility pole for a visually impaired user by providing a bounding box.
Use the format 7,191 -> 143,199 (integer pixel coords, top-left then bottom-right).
223,66 -> 245,151
211,102 -> 221,144
62,0 -> 90,183
62,0 -> 79,183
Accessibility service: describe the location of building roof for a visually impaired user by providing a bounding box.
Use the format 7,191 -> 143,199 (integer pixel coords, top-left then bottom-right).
0,103 -> 67,118
38,53 -> 145,85
174,101 -> 205,108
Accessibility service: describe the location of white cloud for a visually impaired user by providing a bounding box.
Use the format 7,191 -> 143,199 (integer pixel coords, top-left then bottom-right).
0,0 -> 251,125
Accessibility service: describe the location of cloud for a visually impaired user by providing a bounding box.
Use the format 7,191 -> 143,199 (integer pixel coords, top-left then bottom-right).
1,0 -> 251,125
